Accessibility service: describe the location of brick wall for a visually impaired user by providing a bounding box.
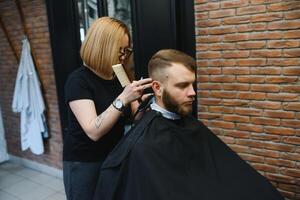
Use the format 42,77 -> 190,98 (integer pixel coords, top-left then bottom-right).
195,0 -> 300,199
0,0 -> 62,168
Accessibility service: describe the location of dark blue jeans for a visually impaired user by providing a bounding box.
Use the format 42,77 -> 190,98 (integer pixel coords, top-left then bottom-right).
63,161 -> 102,200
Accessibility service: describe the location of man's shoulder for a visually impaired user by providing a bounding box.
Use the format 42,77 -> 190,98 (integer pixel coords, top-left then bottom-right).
101,110 -> 160,169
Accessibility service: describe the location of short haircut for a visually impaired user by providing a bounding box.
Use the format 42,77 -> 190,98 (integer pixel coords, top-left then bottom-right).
80,17 -> 130,79
148,49 -> 196,82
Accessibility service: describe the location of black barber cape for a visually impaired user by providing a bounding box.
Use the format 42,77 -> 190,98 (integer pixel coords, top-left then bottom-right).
93,110 -> 283,200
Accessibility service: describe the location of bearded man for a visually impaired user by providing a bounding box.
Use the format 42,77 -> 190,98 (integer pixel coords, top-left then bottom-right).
93,49 -> 283,200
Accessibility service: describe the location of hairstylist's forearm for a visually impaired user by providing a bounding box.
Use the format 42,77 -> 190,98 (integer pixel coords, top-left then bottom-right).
69,99 -> 123,141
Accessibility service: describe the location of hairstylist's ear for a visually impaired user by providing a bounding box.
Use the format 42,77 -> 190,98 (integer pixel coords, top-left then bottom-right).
152,81 -> 163,97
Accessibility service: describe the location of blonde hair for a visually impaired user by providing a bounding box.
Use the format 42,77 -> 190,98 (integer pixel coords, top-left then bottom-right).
80,17 -> 130,79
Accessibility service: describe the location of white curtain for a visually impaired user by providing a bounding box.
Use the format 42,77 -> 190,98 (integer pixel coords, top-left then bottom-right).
0,106 -> 9,163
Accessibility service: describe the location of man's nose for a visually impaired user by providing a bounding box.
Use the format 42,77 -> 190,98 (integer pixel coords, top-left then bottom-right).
188,85 -> 196,97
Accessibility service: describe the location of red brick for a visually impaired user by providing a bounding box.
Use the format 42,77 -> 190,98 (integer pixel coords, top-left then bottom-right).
210,91 -> 237,99
278,183 -> 300,193
251,84 -> 280,92
265,159 -> 296,169
223,115 -> 250,123
267,58 -> 300,66
197,67 -> 221,75
237,41 -> 266,49
209,120 -> 235,129
197,35 -> 222,43
207,68 -> 223,75
237,59 -> 266,66
223,83 -> 250,91
223,50 -> 250,58
224,67 -> 250,75
199,98 -> 222,106
252,50 -> 282,58
250,0 -> 281,4
198,83 -> 222,90
196,29 -> 209,36
221,0 -> 248,8
251,13 -> 283,22
268,20 -> 300,30
284,10 -> 300,19
223,16 -> 251,25
198,106 -> 208,112
235,107 -> 263,116
283,67 -> 300,76
267,93 -> 299,102
196,44 -> 209,51
224,33 -> 249,41
265,173 -> 297,184
283,137 -> 300,145
252,163 -> 278,173
265,76 -> 298,84
264,110 -> 295,119
251,67 -> 281,75
236,123 -> 264,132
282,85 -> 300,93
251,101 -> 281,110
237,76 -> 265,83
240,153 -> 265,163
249,32 -> 282,40
251,117 -> 280,126
195,12 -> 208,20
268,40 -> 300,48
284,30 -> 300,39
198,113 -> 221,120
237,139 -> 265,148
195,0 -> 207,4
223,130 -> 250,138
197,51 -> 222,59
284,49 -> 300,57
198,90 -> 210,97
223,100 -> 250,106
209,9 -> 236,18
196,19 -> 222,27
195,2 -> 220,11
208,26 -> 236,35
251,133 -> 281,142
198,75 -> 210,82
229,144 -> 250,153
237,5 -> 266,15
218,135 -> 235,144
264,127 -> 295,136
267,2 -> 300,12
250,148 -> 280,158
283,103 -> 300,112
210,75 -> 235,82
210,59 -> 236,67
281,168 -> 300,178
209,43 -> 235,50
237,23 -> 266,32
281,120 -> 300,128
208,106 -> 234,114
281,152 -> 300,162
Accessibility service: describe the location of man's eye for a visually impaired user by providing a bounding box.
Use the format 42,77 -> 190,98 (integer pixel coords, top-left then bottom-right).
176,83 -> 189,89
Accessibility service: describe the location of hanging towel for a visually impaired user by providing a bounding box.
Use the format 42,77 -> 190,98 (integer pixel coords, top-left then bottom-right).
12,37 -> 48,155
0,106 -> 9,163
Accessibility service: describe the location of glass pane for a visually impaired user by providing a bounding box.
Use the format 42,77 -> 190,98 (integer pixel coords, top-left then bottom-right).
106,0 -> 132,37
77,0 -> 99,41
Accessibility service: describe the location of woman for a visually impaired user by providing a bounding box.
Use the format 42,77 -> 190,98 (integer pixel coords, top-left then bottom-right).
63,17 -> 152,200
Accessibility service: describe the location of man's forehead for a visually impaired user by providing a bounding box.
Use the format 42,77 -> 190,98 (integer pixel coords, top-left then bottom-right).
166,63 -> 195,81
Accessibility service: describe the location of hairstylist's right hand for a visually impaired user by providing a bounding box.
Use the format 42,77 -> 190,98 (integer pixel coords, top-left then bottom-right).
118,78 -> 152,106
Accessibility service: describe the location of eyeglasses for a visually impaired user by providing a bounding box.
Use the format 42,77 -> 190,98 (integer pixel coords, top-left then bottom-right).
119,47 -> 133,60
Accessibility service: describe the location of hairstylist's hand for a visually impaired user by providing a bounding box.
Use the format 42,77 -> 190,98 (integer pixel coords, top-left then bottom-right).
118,78 -> 152,106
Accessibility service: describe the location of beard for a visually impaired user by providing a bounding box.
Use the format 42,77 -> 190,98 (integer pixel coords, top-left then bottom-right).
162,89 -> 193,116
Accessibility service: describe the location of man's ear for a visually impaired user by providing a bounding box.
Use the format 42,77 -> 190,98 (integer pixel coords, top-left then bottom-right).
152,81 -> 163,97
